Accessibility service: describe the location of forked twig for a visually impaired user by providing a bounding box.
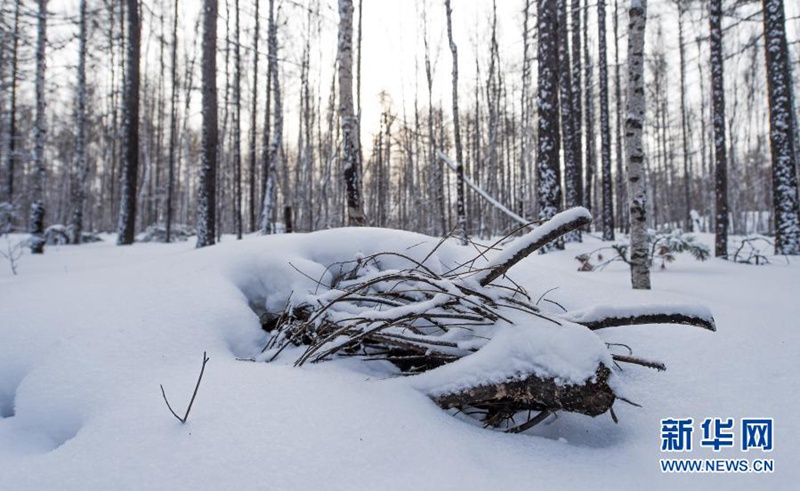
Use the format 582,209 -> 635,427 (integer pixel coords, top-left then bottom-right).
160,351 -> 210,424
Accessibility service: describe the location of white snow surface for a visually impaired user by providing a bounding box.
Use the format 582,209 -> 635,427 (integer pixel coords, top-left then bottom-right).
0,228 -> 798,490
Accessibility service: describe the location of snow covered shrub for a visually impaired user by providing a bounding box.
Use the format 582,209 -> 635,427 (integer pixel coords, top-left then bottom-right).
0,202 -> 17,231
0,203 -> 24,275
136,224 -> 195,243
41,224 -> 102,245
647,229 -> 710,269
576,229 -> 709,271
261,208 -> 716,432
44,225 -> 70,246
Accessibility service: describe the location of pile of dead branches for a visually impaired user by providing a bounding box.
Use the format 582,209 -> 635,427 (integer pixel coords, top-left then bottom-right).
260,208 -> 716,433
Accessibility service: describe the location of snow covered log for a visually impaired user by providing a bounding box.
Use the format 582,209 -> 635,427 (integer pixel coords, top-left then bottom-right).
432,364 -> 614,419
563,304 -> 716,332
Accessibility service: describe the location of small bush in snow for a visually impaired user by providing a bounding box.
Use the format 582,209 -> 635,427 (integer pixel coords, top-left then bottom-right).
44,225 -> 70,246
576,229 -> 709,271
136,224 -> 195,243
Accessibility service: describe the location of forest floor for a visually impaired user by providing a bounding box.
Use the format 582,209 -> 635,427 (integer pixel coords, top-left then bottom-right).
0,227 -> 797,490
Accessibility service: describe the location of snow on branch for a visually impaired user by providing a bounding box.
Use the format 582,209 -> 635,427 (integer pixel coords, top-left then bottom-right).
563,304 -> 717,332
474,207 -> 592,286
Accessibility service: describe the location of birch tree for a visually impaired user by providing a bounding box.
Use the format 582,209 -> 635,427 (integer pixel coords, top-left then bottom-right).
598,0 -> 614,241
197,0 -> 218,247
70,0 -> 88,244
337,0 -> 367,226
249,0 -> 259,232
3,0 -> 21,205
762,0 -> 799,254
30,0 -> 48,253
445,0 -> 467,244
613,0 -> 628,233
260,0 -> 282,233
625,0 -> 650,289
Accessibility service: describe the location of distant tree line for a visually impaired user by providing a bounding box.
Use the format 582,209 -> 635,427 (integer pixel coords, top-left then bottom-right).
0,0 -> 798,271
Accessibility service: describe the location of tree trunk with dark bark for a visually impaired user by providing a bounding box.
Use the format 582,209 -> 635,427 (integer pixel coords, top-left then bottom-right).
536,0 -> 563,252
710,0 -> 729,258
197,0 -> 218,248
762,0 -> 800,254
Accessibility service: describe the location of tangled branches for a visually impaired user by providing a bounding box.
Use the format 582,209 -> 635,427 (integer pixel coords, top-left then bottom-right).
260,208 -> 716,432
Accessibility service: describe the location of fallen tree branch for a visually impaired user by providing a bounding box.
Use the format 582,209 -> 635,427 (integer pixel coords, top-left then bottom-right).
476,207 -> 593,286
564,308 -> 717,332
612,354 -> 667,371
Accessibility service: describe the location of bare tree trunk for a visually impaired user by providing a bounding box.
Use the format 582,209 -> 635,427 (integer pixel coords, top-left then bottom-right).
337,0 -> 367,226
70,0 -> 88,245
486,1 -> 500,235
710,0 -> 728,258
571,0 -> 584,220
558,0 -> 580,243
445,0 -> 467,244
197,0 -> 218,248
676,1 -> 692,231
537,0 -> 563,252
598,0 -> 614,241
233,0 -> 242,239
117,0 -> 140,246
3,0 -> 21,206
260,0 -> 273,227
626,0 -> 650,289
248,0 -> 259,233
762,0 -> 800,254
614,0 -> 628,234
520,0 -> 533,220
423,6 -> 444,235
301,10 -> 313,231
356,0 -> 363,170
583,0 -> 596,217
260,0 -> 282,233
166,0 -> 179,242
30,0 -> 49,253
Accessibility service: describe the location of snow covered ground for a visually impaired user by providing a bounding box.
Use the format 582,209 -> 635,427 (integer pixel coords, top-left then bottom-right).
0,228 -> 797,490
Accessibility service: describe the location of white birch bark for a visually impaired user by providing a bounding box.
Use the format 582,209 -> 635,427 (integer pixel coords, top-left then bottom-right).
625,0 -> 650,289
